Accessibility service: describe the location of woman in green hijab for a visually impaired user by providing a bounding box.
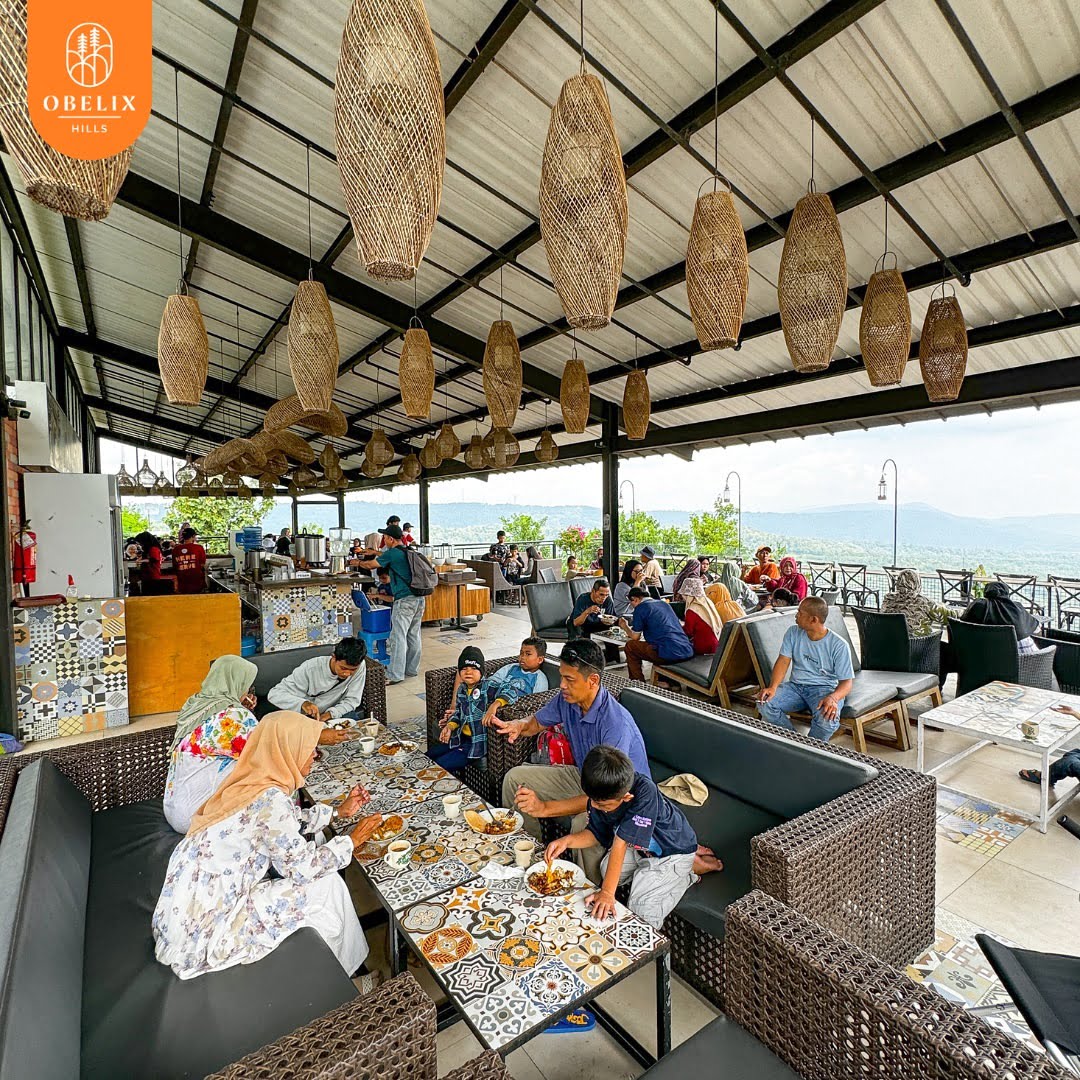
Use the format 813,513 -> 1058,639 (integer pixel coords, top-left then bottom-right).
164,655 -> 259,833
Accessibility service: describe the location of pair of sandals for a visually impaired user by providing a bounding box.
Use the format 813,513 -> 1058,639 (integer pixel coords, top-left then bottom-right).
1018,768 -> 1052,788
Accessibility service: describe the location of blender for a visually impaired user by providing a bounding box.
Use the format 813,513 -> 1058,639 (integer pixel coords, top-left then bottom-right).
328,527 -> 350,574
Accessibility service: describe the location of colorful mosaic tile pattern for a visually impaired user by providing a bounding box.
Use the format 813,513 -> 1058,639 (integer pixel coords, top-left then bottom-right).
259,583 -> 354,653
12,600 -> 129,743
935,787 -> 1033,855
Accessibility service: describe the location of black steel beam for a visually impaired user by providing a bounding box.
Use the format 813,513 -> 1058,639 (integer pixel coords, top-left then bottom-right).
62,215 -> 111,428
444,0 -> 530,111
83,394 -> 236,446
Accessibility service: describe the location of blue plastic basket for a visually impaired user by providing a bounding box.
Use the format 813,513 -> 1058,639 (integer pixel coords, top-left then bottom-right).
240,635 -> 259,657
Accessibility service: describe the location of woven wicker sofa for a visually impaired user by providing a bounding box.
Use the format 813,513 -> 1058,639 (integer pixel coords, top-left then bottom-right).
641,890 -> 1064,1079
0,728 -> 503,1080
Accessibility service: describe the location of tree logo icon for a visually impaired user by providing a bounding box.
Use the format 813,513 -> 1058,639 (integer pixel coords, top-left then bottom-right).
65,23 -> 113,88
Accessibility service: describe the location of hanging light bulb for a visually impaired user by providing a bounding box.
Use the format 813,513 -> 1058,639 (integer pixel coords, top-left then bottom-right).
115,462 -> 135,490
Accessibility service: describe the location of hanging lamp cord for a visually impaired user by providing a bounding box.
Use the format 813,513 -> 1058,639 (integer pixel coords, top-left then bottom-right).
174,69 -> 184,290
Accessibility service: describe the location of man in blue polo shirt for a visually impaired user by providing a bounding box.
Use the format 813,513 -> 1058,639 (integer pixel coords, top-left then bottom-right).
618,587 -> 693,681
493,638 -> 647,884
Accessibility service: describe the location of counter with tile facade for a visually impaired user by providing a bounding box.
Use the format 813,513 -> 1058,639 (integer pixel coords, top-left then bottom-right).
12,597 -> 128,743
248,577 -> 355,653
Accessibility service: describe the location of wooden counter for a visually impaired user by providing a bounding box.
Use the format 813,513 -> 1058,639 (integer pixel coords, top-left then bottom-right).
126,593 -> 241,716
422,581 -> 491,623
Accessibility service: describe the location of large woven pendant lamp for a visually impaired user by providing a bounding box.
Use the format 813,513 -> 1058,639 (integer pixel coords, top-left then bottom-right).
919,284 -> 968,402
860,244 -> 911,387
539,55 -> 627,330
483,426 -> 520,469
436,421 -> 460,461
482,305 -> 523,428
264,395 -> 348,437
561,343 -> 590,433
288,276 -> 339,411
399,319 -> 435,420
623,368 -> 650,440
334,0 -> 445,281
398,452 -> 422,483
0,0 -> 131,220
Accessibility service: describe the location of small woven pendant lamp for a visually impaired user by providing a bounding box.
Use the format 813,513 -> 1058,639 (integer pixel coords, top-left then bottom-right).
288,278 -> 339,411
398,453 -> 422,483
319,444 -> 342,476
463,432 -> 487,470
360,456 -> 385,479
365,429 -> 396,467
561,344 -> 590,433
436,421 -> 461,461
334,0 -> 445,281
419,435 -> 442,469
623,368 -> 650,440
482,426 -> 520,469
919,284 -> 968,402
535,429 -> 559,462
0,0 -> 131,220
482,316 -> 523,428
860,248 -> 911,387
399,320 -> 435,419
540,68 -> 627,329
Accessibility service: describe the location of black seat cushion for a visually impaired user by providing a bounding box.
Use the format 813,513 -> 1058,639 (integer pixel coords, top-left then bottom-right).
641,1015 -> 800,1078
526,582 -> 573,641
81,800 -> 357,1079
0,759 -> 92,1080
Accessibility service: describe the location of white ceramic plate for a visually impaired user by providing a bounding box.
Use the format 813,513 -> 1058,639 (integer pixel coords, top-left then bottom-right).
464,807 -> 524,836
524,858 -> 588,896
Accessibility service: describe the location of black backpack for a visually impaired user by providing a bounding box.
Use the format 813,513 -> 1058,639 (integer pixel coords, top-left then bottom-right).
402,546 -> 438,596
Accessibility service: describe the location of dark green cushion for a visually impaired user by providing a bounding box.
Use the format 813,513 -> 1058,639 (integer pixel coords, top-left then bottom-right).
81,800 -> 357,1080
0,759 -> 91,1080
642,1016 -> 800,1078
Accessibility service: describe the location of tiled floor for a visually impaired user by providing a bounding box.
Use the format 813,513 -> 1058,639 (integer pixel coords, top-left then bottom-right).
17,609 -> 1080,1078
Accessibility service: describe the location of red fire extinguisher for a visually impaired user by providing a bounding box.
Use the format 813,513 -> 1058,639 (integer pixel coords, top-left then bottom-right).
12,522 -> 36,585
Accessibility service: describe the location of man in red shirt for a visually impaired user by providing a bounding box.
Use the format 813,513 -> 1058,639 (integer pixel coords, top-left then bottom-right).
173,527 -> 207,594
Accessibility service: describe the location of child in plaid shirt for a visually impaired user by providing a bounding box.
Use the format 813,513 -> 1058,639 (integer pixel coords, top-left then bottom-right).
432,647 -> 488,772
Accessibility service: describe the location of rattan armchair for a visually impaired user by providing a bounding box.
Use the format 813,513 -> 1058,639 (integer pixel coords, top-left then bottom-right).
852,606 -> 942,677
949,619 -> 1057,694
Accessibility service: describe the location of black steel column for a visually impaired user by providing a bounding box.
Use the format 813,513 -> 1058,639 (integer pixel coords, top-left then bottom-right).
601,408 -> 619,582
418,477 -> 430,545
336,492 -> 345,530
290,495 -> 298,536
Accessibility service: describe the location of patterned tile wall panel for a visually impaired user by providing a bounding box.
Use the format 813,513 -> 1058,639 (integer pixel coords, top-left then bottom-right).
259,583 -> 354,653
13,598 -> 128,742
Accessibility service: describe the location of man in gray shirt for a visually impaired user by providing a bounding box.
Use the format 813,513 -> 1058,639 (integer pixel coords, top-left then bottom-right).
267,637 -> 368,722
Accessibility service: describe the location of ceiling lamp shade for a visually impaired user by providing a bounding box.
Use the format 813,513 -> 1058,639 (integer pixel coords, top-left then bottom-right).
778,190 -> 847,373
203,438 -> 265,478
158,293 -> 210,405
482,426 -> 520,469
259,475 -> 277,497
419,435 -> 441,469
561,350 -> 590,433
292,466 -> 318,491
436,421 -> 460,460
398,452 -> 422,483
134,459 -> 158,493
175,456 -> 197,487
235,476 -> 251,500
860,256 -> 911,387
539,73 -> 627,329
115,463 -> 135,491
207,475 -> 226,495
623,369 -> 650,440
365,427 -> 396,467
264,395 -> 348,437
360,456 -> 385,479
0,0 -> 132,220
919,288 -> 968,403
153,472 -> 174,496
463,433 -> 486,470
319,445 -> 342,475
256,430 -> 316,466
535,429 -> 559,463
686,188 -> 749,350
482,320 -> 523,428
399,323 -> 436,420
334,0 -> 445,281
288,279 -> 339,412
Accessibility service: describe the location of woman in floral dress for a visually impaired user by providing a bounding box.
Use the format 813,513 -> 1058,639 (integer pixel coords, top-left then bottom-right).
153,710 -> 383,979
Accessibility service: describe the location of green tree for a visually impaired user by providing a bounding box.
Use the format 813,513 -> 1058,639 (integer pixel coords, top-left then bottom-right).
658,525 -> 692,553
499,512 -> 547,543
689,497 -> 739,557
163,496 -> 274,539
120,506 -> 150,538
618,510 -> 661,552
557,525 -> 601,564
299,522 -> 326,535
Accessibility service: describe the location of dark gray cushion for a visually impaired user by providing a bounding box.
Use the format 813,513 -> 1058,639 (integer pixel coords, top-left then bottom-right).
838,674 -> 898,719
858,669 -> 938,700
657,652 -> 716,688
81,800 -> 357,1080
569,576 -> 595,601
540,658 -> 561,687
642,1016 -> 800,1078
620,687 -> 876,820
526,582 -> 572,637
0,759 -> 91,1080
825,606 -> 861,674
742,610 -> 796,674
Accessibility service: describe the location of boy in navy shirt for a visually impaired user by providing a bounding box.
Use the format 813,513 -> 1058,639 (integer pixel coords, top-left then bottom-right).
545,746 -> 722,928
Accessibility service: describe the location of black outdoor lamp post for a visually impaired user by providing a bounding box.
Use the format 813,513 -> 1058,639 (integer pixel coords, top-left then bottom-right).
879,458 -> 898,568
618,479 -> 635,554
722,470 -> 742,560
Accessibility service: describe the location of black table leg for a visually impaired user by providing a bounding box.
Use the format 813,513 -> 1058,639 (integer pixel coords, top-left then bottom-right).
389,917 -> 406,976
656,951 -> 671,1059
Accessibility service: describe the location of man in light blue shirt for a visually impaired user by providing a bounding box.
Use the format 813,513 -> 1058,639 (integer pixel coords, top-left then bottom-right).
758,596 -> 854,741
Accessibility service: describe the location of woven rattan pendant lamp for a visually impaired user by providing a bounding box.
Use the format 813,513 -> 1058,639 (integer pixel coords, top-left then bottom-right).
364,363 -> 396,466
463,428 -> 486,470
623,367 -> 650,441
539,3 -> 627,330
436,421 -> 460,461
778,123 -> 846,373
685,7 -> 748,351
919,284 -> 968,402
859,201 -> 910,387
398,452 -> 422,483
483,281 -> 523,428
264,395 -> 348,437
535,398 -> 559,463
158,71 -> 208,405
335,0 -> 445,281
360,456 -> 385,479
482,426 -> 520,469
561,341 -> 590,433
399,319 -> 435,420
419,435 -> 442,470
0,0 -> 132,220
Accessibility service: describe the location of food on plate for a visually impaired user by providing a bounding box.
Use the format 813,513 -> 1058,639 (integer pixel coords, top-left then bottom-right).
527,864 -> 577,896
370,814 -> 405,842
464,808 -> 519,835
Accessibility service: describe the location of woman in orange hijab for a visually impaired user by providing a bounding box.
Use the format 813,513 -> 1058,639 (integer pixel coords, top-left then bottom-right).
705,581 -> 746,623
153,711 -> 383,980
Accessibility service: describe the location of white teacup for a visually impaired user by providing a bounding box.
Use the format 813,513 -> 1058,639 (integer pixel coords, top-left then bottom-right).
384,840 -> 412,869
513,839 -> 534,868
363,719 -> 380,738
359,736 -> 376,755
1020,719 -> 1040,740
442,793 -> 462,819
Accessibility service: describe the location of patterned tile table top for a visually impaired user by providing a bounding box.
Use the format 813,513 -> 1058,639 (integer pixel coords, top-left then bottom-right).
12,598 -> 129,743
922,681 -> 1080,747
399,882 -> 668,1052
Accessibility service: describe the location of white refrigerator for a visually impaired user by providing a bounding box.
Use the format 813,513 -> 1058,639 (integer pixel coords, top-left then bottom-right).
22,473 -> 125,597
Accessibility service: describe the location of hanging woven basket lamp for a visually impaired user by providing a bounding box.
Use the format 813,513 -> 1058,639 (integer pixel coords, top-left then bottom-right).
860,252 -> 911,387
264,395 -> 348,437
778,186 -> 847,373
158,289 -> 210,405
399,320 -> 436,420
436,421 -> 461,461
535,429 -> 560,463
202,437 -> 265,478
288,278 -> 339,412
319,444 -> 342,475
482,320 -> 523,428
365,427 -> 396,467
0,0 -> 132,220
259,474 -> 278,497
482,426 -> 520,469
398,452 -> 422,483
919,285 -> 968,402
292,466 -> 319,492
360,456 -> 385,479
463,433 -> 486,470
334,0 -> 445,281
686,183 -> 749,350
561,346 -> 590,433
419,435 -> 442,470
623,368 -> 650,440
540,70 -> 627,329
252,429 -> 317,466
